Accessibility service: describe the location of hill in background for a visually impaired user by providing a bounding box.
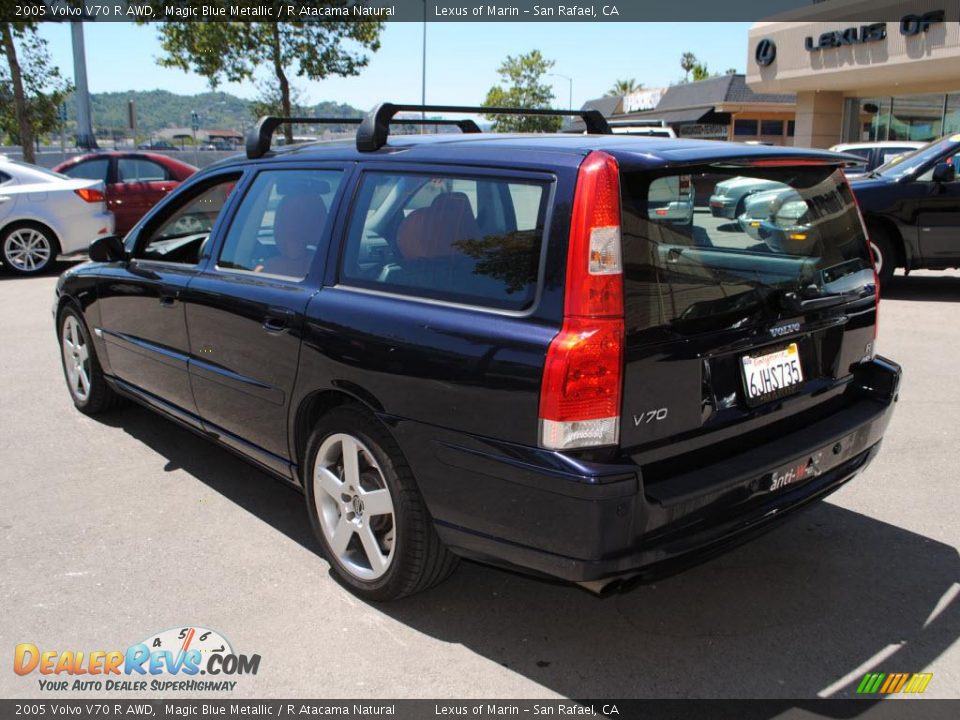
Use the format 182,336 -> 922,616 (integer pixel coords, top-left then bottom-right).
70,89 -> 365,137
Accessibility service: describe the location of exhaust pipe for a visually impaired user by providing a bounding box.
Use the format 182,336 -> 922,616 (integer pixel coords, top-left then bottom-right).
576,578 -> 625,596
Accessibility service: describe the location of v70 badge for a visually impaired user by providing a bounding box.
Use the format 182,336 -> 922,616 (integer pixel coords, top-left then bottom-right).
633,408 -> 668,426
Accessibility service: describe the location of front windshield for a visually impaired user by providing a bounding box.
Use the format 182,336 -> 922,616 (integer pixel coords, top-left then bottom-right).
873,135 -> 960,179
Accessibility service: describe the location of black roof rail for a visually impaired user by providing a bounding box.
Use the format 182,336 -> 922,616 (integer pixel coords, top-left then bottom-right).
246,115 -> 483,159
356,103 -> 611,152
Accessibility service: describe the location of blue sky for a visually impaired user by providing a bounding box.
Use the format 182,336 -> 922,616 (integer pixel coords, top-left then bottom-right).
39,22 -> 752,108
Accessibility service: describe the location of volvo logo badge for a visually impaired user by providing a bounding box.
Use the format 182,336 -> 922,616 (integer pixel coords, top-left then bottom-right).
755,38 -> 777,67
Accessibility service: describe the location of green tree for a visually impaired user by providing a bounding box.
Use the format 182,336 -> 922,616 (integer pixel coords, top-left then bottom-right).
0,19 -> 72,163
250,77 -> 308,123
692,63 -> 711,81
606,78 -> 642,97
726,68 -> 738,75
483,50 -> 561,133
146,5 -> 382,143
680,52 -> 697,83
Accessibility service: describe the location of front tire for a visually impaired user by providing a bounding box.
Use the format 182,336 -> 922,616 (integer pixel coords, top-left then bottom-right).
304,405 -> 458,601
58,306 -> 120,415
2,223 -> 60,275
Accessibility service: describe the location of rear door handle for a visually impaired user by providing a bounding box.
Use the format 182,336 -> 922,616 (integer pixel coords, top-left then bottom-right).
159,295 -> 177,308
262,308 -> 295,334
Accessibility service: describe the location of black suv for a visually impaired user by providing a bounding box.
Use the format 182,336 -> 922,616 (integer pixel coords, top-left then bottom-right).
55,105 -> 901,600
850,134 -> 960,286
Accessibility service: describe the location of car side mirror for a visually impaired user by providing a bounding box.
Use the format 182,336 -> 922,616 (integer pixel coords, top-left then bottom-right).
932,162 -> 955,184
88,234 -> 127,263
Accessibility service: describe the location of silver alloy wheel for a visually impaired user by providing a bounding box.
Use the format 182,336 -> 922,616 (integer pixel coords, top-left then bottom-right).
870,240 -> 883,275
61,315 -> 91,403
313,433 -> 396,581
4,228 -> 52,272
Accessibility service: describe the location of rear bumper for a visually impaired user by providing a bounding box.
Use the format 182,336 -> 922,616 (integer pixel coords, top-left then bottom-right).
57,210 -> 114,256
390,357 -> 901,583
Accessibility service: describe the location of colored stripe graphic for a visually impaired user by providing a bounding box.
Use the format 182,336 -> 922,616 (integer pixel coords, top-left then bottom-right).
857,673 -> 886,694
903,673 -> 933,694
856,672 -> 932,694
880,673 -> 908,693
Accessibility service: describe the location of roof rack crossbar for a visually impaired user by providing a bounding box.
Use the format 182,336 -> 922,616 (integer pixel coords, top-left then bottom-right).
356,103 -> 610,152
246,115 -> 483,159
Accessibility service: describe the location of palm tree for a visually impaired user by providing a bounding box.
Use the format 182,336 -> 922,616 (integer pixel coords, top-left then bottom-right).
680,52 -> 697,83
606,78 -> 642,97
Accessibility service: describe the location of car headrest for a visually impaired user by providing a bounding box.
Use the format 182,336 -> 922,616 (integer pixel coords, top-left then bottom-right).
273,194 -> 327,261
397,191 -> 482,260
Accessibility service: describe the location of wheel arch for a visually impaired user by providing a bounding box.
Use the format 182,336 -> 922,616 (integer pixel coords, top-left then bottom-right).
292,385 -> 386,484
864,214 -> 910,270
0,217 -> 63,253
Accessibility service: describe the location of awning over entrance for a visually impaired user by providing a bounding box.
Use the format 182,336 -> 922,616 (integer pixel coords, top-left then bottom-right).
618,107 -> 731,126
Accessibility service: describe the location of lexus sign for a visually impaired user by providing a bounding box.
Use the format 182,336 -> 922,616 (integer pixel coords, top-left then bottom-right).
755,38 -> 777,67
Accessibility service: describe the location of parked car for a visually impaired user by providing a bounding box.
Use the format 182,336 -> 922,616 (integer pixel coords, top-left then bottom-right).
736,187 -> 793,240
0,157 -> 113,274
137,140 -> 180,151
54,106 -> 900,601
709,176 -> 783,219
848,134 -> 960,286
54,152 -> 197,235
829,141 -> 925,179
647,173 -> 694,223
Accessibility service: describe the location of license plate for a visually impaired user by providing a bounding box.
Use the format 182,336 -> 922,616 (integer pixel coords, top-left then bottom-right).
741,342 -> 804,405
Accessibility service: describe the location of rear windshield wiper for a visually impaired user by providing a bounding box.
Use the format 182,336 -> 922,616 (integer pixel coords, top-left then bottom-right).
779,287 -> 866,312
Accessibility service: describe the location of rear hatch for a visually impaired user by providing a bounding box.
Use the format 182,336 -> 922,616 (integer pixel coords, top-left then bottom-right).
616,160 -> 878,478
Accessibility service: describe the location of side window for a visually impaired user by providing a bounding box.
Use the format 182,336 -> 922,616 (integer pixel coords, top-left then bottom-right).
843,148 -> 870,174
0,170 -> 11,185
917,150 -> 960,182
133,175 -> 239,264
62,158 -> 109,183
217,169 -> 342,280
341,172 -> 549,311
118,158 -> 169,182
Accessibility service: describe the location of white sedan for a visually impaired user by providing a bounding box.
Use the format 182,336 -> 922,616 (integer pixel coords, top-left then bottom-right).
0,157 -> 114,274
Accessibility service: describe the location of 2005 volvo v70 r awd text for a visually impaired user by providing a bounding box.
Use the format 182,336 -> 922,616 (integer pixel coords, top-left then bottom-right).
53,103 -> 902,601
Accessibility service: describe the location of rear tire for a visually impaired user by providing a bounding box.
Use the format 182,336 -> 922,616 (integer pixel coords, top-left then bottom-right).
304,405 -> 458,601
868,225 -> 896,289
58,305 -> 121,415
2,222 -> 60,275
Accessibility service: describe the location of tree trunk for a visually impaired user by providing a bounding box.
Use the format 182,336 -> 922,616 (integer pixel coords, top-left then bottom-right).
1,23 -> 36,164
270,23 -> 293,145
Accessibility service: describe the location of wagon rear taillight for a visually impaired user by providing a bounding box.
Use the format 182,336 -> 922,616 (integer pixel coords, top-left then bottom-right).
539,151 -> 624,450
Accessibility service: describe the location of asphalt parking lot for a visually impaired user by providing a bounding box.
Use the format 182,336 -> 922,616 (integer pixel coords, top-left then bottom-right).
1,265 -> 958,701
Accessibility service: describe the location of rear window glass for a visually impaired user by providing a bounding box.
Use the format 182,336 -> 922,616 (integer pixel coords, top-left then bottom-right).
621,166 -> 874,334
118,158 -> 168,182
341,172 -> 549,311
62,158 -> 109,182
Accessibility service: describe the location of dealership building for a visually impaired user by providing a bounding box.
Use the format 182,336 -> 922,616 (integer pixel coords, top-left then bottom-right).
747,0 -> 960,148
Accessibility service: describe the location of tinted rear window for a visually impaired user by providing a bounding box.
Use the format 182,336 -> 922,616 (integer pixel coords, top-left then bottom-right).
341,172 -> 549,311
621,166 -> 873,334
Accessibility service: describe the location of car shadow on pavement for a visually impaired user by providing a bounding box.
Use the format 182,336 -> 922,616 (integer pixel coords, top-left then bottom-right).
101,403 -> 960,705
0,260 -> 82,281
884,274 -> 960,301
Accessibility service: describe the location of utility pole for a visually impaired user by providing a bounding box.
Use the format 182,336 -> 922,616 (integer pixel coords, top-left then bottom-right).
71,23 -> 97,149
421,1 -> 427,132
549,73 -> 573,109
59,103 -> 67,162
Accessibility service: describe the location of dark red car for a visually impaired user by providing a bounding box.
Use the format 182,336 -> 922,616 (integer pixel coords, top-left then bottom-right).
54,152 -> 197,235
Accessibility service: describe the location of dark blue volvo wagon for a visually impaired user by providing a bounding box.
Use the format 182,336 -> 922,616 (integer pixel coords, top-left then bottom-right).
54,105 -> 901,600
